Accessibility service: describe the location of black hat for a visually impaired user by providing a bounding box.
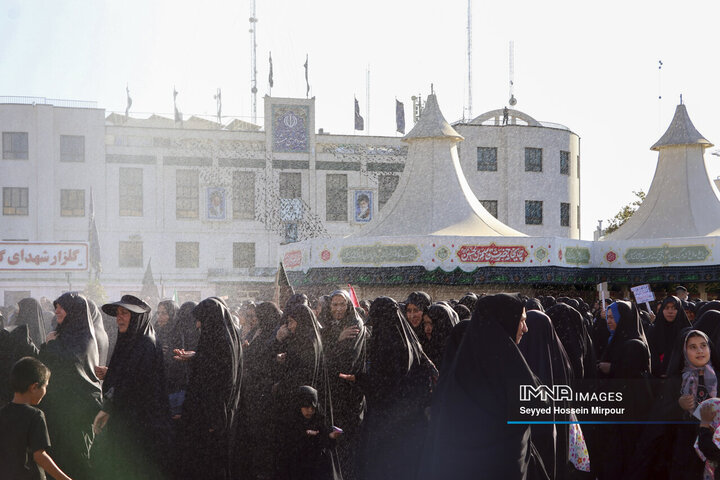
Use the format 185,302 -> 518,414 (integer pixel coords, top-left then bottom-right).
102,295 -> 151,316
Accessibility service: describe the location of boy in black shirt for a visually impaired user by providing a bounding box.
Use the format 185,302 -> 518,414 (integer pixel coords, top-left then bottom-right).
0,357 -> 72,480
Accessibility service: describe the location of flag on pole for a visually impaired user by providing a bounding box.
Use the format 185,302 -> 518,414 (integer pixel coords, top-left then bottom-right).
396,99 -> 405,134
273,262 -> 295,308
269,52 -> 274,88
173,289 -> 179,304
303,54 -> 309,98
354,98 -> 364,131
173,87 -> 182,123
214,88 -> 222,124
125,84 -> 132,119
88,187 -> 102,278
347,284 -> 360,308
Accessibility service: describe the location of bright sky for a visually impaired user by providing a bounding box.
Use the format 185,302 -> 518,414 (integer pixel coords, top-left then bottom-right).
2,0 -> 719,240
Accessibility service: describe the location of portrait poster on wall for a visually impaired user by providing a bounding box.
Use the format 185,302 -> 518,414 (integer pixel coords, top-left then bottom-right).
354,190 -> 373,223
207,187 -> 226,220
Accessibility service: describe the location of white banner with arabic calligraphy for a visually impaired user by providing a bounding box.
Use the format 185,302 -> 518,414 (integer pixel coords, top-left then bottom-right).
0,243 -> 88,271
278,234 -> 719,273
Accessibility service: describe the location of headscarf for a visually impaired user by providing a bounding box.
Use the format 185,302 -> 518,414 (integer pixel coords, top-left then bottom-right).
546,303 -> 595,381
602,301 -> 648,369
652,296 -> 692,376
370,297 -> 424,376
679,330 -> 717,402
283,304 -> 324,390
524,297 -> 544,313
88,299 -> 109,366
694,309 -> 720,350
405,291 -> 432,313
53,292 -> 99,368
519,310 -> 572,387
15,297 -> 46,348
320,290 -> 368,370
175,301 -> 200,351
457,292 -> 478,313
696,301 -> 720,321
422,303 -> 459,367
155,299 -> 180,348
452,303 -> 472,321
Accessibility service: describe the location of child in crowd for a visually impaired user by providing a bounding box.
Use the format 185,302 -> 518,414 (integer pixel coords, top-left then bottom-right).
278,385 -> 342,480
0,357 -> 72,480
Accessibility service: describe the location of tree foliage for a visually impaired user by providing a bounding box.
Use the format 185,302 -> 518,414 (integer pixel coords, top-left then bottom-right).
604,190 -> 646,235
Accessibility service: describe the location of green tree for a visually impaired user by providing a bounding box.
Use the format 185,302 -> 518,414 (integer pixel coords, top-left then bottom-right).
605,190 -> 646,235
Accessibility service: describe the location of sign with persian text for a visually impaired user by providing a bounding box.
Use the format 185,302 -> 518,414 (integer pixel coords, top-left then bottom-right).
339,244 -> 420,265
0,243 -> 88,270
624,245 -> 711,265
456,244 -> 529,264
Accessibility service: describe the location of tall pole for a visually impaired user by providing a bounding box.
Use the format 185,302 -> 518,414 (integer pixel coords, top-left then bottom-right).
366,66 -> 370,136
249,0 -> 258,124
467,0 -> 472,120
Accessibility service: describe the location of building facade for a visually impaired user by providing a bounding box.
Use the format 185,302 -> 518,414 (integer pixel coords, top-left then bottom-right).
0,97 -> 581,305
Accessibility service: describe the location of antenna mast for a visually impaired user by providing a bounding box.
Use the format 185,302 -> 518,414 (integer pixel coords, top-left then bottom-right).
467,0 -> 472,119
509,41 -> 517,106
249,0 -> 258,124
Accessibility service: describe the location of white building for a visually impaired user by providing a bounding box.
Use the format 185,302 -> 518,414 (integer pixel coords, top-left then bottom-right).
453,108 -> 581,239
0,95 -> 582,306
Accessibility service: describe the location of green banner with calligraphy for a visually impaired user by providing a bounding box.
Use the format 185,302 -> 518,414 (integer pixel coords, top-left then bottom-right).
624,245 -> 711,265
339,244 -> 420,265
565,247 -> 591,265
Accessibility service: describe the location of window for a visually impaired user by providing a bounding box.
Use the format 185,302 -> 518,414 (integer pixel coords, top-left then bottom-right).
525,200 -> 543,225
176,242 -> 199,268
2,132 -> 28,160
176,170 -> 199,219
60,189 -> 85,217
3,187 -> 28,215
525,147 -> 542,172
378,174 -> 399,210
477,147 -> 498,171
60,135 -> 85,162
119,168 -> 143,216
119,241 -> 143,267
560,151 -> 570,175
326,174 -> 348,221
232,171 -> 255,220
279,172 -> 302,199
233,242 -> 255,268
479,200 -> 498,218
560,202 -> 570,227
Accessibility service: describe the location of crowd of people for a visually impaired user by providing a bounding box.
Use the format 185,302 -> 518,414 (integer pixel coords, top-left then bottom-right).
1,285 -> 720,479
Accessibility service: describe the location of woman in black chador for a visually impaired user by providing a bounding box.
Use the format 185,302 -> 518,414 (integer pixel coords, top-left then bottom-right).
176,297 -> 242,480
318,290 -> 369,480
92,295 -> 170,480
341,296 -> 436,480
418,293 -> 545,480
39,292 -> 102,480
15,297 -> 47,349
519,309 -> 573,479
650,296 -> 692,377
419,302 -> 458,368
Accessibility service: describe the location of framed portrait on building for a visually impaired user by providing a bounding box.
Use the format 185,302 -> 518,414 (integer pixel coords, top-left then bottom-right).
353,190 -> 373,223
207,187 -> 226,220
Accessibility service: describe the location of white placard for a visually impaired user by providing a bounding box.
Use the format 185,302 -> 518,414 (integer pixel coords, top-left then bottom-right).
631,284 -> 655,304
0,243 -> 88,270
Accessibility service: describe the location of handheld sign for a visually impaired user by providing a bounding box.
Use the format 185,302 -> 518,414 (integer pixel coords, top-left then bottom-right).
631,284 -> 655,304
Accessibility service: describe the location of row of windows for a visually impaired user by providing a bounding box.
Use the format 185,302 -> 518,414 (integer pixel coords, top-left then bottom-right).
2,132 -> 85,162
3,172 -> 400,221
479,198 -> 576,227
477,147 -> 579,177
119,241 -> 255,269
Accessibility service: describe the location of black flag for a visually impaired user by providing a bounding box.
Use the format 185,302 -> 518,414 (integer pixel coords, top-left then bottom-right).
125,85 -> 132,119
354,98 -> 364,131
269,52 -> 274,88
396,99 -> 405,134
304,54 -> 309,97
88,187 -> 102,277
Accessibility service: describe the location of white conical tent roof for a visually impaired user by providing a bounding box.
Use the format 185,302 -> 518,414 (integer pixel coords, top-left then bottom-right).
605,103 -> 720,240
355,94 -> 525,237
